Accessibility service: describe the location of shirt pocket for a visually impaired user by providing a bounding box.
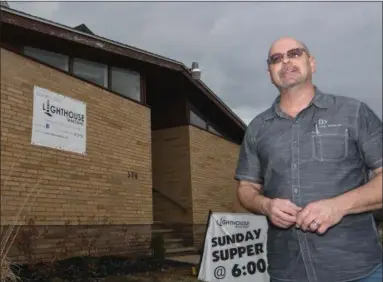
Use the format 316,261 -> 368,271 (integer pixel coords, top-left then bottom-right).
311,127 -> 349,162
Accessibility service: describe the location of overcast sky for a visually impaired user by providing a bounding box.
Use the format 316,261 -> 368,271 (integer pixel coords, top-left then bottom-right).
8,1 -> 382,124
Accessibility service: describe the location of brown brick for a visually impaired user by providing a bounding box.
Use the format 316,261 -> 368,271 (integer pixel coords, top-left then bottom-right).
1,47 -> 247,263
188,126 -> 247,248
1,48 -> 153,258
152,126 -> 193,224
188,126 -> 243,223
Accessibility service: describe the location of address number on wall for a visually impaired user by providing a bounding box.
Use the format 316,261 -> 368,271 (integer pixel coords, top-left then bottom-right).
127,171 -> 138,180
109,171 -> 139,185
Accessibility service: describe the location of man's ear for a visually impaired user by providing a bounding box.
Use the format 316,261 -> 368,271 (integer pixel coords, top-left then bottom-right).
309,56 -> 316,73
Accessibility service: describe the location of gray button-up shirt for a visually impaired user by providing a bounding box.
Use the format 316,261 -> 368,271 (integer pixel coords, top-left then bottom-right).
235,87 -> 383,282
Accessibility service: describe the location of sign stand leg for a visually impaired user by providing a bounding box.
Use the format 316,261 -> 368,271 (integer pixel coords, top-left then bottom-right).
196,209 -> 213,277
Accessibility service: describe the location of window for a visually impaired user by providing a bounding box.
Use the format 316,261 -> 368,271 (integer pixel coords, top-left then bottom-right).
190,110 -> 206,129
207,124 -> 222,136
190,108 -> 225,137
72,58 -> 107,87
110,67 -> 141,101
24,46 -> 69,71
22,46 -> 145,104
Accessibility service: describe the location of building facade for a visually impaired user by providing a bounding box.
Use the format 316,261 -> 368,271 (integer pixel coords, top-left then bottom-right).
0,7 -> 247,262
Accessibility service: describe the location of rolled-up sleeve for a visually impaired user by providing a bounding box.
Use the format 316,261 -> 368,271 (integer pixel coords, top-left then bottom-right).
357,102 -> 382,170
234,119 -> 263,184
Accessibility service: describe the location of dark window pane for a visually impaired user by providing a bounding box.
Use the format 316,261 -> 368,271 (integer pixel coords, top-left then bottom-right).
110,67 -> 141,101
73,58 -> 107,87
208,124 -> 222,136
190,110 -> 206,129
24,46 -> 69,71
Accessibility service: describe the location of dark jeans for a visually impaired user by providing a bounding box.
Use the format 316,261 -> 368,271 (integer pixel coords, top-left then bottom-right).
353,264 -> 382,282
270,264 -> 382,282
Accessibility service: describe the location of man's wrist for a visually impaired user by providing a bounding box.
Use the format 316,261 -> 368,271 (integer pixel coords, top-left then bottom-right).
330,196 -> 350,217
261,197 -> 271,216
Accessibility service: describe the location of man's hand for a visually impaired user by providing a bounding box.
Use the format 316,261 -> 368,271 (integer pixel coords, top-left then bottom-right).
295,168 -> 382,234
263,198 -> 302,229
295,199 -> 344,234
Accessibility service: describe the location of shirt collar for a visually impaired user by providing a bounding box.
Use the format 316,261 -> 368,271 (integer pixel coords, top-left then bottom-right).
264,86 -> 331,120
311,87 -> 332,109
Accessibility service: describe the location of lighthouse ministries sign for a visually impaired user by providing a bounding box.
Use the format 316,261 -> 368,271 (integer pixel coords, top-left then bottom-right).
31,86 -> 87,154
198,212 -> 270,282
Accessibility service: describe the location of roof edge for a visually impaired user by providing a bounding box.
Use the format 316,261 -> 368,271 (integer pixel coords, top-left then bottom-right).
0,5 -> 247,130
0,6 -> 183,66
180,69 -> 247,129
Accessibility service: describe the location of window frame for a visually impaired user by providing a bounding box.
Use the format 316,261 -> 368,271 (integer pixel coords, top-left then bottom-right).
190,108 -> 207,129
109,66 -> 141,102
188,104 -> 225,138
72,57 -> 108,88
207,124 -> 222,136
22,45 -> 144,104
23,46 -> 69,71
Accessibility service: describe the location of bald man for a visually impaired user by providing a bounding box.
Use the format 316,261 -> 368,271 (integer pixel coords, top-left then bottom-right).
235,37 -> 382,282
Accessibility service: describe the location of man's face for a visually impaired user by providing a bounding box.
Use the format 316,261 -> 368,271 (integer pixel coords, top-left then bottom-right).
267,39 -> 316,89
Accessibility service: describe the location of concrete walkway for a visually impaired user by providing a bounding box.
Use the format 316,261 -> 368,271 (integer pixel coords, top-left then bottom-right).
167,254 -> 200,265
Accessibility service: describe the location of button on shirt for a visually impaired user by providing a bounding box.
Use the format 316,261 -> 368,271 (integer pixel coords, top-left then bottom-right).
234,88 -> 383,282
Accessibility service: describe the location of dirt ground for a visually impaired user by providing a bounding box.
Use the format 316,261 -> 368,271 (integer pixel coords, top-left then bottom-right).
12,255 -> 201,282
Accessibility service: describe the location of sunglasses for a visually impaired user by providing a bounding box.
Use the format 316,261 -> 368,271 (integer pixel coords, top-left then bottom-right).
267,48 -> 307,65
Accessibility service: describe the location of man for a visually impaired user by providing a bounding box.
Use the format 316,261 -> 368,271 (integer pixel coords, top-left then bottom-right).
234,37 -> 382,282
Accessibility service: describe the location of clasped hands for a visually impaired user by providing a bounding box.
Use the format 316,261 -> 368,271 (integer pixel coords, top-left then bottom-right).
263,198 -> 344,234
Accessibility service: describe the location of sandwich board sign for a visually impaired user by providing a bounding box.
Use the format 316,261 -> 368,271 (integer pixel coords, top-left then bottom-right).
198,211 -> 270,282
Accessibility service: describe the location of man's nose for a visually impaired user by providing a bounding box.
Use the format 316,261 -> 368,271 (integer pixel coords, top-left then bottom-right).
282,54 -> 290,64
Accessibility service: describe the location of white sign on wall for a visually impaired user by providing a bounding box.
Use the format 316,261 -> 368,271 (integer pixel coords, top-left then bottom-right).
198,212 -> 270,282
31,86 -> 87,154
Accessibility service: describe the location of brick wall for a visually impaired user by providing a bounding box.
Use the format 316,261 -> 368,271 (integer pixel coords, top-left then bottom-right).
0,48 -> 152,262
188,126 -> 244,247
2,224 -> 151,264
189,126 -> 241,223
151,126 -> 193,224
